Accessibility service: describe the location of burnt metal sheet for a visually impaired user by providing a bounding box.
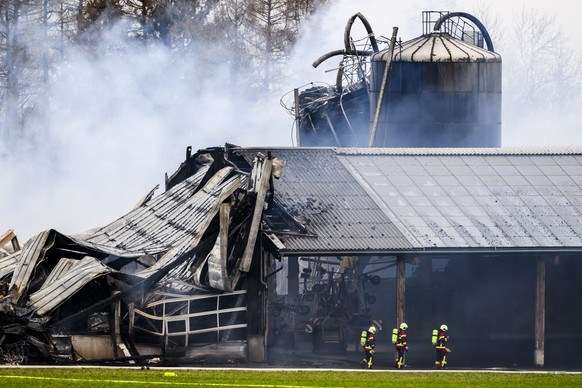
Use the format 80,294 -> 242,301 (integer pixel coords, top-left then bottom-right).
9,230 -> 53,298
28,257 -> 111,316
0,150 -> 277,363
6,161 -> 252,317
0,251 -> 19,279
75,165 -> 212,257
136,170 -> 245,279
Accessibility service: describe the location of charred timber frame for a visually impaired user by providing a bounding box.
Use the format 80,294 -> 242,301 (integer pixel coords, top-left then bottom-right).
240,154 -> 273,272
0,229 -> 20,253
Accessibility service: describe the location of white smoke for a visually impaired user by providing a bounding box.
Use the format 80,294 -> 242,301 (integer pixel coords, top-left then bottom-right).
1,21 -> 290,242
2,0 -> 581,243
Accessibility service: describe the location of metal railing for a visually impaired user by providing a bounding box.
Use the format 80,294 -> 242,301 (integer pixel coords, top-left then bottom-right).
130,290 -> 247,349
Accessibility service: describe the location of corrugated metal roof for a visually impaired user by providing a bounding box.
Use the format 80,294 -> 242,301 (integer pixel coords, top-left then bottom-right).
28,256 -> 111,315
335,147 -> 582,156
0,251 -> 19,279
372,33 -> 501,63
234,148 -> 415,253
236,146 -> 582,254
9,230 -> 53,298
74,165 -> 212,257
6,163 -> 253,314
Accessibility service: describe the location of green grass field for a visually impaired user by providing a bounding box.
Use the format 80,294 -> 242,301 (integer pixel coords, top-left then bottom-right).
0,368 -> 581,387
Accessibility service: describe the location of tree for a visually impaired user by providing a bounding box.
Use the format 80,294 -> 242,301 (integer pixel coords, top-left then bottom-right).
504,6 -> 581,109
0,0 -> 331,148
0,0 -> 47,146
229,0 -> 327,91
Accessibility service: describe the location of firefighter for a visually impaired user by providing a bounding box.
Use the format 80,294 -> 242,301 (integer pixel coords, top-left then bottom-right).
434,324 -> 450,369
360,325 -> 377,369
394,322 -> 408,369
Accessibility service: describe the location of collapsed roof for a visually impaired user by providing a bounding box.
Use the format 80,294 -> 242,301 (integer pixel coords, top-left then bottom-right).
0,148 -> 278,363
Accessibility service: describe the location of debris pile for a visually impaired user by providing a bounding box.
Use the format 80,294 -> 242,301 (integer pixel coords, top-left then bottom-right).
0,148 -> 282,365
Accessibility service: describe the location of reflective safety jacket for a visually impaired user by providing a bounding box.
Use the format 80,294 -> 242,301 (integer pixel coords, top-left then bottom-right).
364,331 -> 376,351
395,329 -> 407,349
435,329 -> 448,349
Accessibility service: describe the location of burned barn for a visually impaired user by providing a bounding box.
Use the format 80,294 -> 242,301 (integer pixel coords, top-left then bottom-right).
1,10 -> 582,370
2,144 -> 582,369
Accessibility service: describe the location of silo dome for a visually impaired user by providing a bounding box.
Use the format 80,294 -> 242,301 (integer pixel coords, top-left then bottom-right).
369,32 -> 502,147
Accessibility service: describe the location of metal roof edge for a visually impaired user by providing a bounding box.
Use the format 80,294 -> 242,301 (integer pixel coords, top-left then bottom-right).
333,146 -> 582,156
233,146 -> 582,156
234,146 -> 338,152
276,246 -> 582,257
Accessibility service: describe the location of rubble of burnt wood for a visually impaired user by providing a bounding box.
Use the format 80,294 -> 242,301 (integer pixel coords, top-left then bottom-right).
0,147 -> 284,365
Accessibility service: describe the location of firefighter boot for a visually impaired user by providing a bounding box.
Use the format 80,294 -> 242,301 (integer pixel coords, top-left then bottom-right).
434,361 -> 441,369
360,358 -> 367,369
396,356 -> 403,369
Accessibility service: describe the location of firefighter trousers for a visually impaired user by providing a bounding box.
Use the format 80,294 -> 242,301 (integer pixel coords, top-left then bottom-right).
395,346 -> 406,368
435,348 -> 448,368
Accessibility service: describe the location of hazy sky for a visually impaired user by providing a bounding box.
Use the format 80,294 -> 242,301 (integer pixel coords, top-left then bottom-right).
2,0 -> 581,243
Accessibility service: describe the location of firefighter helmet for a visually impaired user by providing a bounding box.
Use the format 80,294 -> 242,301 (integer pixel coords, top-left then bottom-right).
440,324 -> 448,331
369,326 -> 377,334
400,322 -> 408,330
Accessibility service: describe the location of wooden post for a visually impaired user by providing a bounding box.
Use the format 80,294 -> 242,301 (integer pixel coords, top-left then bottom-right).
0,229 -> 20,252
240,156 -> 273,272
111,291 -> 121,359
534,259 -> 546,367
288,257 -> 299,297
396,257 -> 406,325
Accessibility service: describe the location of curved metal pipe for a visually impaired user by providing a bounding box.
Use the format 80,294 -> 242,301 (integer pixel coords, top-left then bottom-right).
433,11 -> 494,52
312,49 -> 374,68
344,12 -> 379,53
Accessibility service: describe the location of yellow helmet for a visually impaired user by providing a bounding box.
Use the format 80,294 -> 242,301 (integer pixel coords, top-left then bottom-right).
400,322 -> 408,330
440,324 -> 448,331
369,326 -> 377,334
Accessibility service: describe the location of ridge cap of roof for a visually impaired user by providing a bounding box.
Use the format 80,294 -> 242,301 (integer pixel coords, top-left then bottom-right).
333,146 -> 582,156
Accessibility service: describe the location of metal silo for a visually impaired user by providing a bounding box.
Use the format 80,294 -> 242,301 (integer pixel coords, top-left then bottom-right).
369,13 -> 502,147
